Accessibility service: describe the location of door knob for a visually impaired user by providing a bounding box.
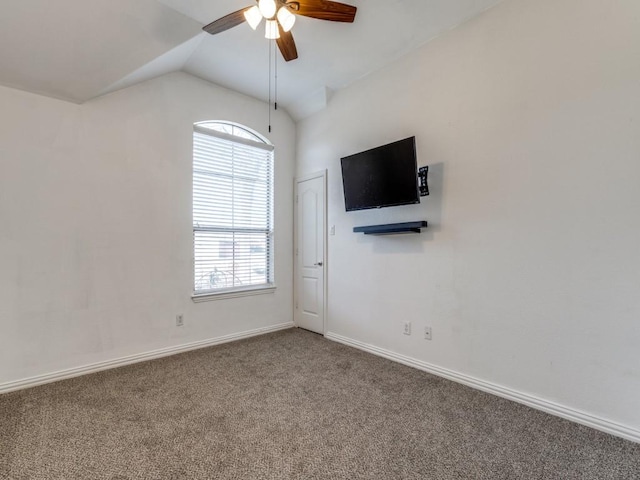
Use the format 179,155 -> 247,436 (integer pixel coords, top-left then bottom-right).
314,262 -> 323,267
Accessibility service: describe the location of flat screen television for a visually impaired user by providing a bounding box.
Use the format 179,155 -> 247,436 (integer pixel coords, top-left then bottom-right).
341,137 -> 419,212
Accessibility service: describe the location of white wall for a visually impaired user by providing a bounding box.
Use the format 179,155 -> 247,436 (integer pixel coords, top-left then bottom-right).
0,72 -> 295,385
296,0 -> 640,433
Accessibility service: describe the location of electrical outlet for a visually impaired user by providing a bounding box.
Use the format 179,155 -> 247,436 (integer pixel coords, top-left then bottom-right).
424,326 -> 432,340
176,314 -> 184,327
403,321 -> 412,336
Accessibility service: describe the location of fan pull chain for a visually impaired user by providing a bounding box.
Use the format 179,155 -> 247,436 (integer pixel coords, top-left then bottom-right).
268,39 -> 272,133
274,46 -> 278,111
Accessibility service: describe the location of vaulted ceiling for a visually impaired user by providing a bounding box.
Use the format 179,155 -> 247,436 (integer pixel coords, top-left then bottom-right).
0,0 -> 503,120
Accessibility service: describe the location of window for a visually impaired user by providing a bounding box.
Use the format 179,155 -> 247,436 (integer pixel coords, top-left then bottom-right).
193,122 -> 274,298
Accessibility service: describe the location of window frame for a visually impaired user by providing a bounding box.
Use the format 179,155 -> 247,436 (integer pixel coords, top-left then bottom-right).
191,121 -> 276,302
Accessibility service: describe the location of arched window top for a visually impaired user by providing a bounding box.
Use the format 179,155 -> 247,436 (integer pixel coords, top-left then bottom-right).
195,121 -> 269,145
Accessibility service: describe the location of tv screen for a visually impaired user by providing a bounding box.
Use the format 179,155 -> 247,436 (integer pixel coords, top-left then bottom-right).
341,137 -> 419,212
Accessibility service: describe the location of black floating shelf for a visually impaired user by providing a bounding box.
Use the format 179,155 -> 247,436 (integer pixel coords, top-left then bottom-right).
353,221 -> 428,235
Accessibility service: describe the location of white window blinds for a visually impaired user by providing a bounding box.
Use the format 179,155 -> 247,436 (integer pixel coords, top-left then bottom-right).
193,124 -> 274,294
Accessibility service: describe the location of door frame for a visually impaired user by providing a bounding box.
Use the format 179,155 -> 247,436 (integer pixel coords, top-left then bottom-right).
293,170 -> 328,335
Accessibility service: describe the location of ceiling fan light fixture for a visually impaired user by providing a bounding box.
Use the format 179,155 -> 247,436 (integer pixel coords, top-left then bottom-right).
244,6 -> 263,30
265,20 -> 280,39
277,7 -> 296,33
258,0 -> 277,19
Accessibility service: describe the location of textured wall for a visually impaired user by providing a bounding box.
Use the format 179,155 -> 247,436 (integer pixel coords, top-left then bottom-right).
0,72 -> 295,384
296,0 -> 640,432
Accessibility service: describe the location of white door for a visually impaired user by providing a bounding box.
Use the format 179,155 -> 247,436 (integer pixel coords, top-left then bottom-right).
295,173 -> 326,334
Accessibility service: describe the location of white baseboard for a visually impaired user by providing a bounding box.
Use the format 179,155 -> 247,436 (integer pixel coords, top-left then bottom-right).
0,322 -> 294,395
325,331 -> 640,444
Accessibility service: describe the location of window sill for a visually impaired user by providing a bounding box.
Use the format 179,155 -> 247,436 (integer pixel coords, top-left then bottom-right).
191,285 -> 277,303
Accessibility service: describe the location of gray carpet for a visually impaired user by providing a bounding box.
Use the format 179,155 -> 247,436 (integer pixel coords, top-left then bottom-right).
1,328 -> 638,479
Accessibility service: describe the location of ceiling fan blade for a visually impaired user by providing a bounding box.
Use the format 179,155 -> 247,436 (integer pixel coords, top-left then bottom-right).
291,0 -> 357,23
276,25 -> 299,62
203,8 -> 251,35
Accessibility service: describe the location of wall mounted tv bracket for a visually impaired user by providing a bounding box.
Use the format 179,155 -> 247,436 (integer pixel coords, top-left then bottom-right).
418,166 -> 429,197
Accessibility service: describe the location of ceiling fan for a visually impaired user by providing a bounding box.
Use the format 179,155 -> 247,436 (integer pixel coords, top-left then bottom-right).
202,0 -> 357,62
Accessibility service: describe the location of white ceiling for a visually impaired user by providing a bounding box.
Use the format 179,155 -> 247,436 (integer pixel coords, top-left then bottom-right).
0,0 -> 504,120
